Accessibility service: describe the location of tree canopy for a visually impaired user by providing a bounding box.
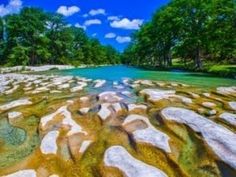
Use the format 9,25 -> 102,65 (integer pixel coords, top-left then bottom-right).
0,7 -> 121,66
122,0 -> 236,69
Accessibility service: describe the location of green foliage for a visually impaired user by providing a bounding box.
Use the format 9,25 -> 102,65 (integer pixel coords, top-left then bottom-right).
123,0 -> 236,69
0,7 -> 120,66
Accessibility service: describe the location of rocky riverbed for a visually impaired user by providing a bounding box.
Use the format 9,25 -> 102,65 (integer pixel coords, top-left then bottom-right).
0,73 -> 235,177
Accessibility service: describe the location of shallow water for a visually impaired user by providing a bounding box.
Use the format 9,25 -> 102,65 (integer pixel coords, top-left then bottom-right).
51,65 -> 236,88
0,69 -> 236,177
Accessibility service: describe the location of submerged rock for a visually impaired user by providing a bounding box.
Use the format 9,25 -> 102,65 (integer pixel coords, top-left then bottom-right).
40,130 -> 59,155
94,79 -> 106,88
104,146 -> 168,177
0,118 -> 26,145
161,107 -> 236,169
3,169 -> 37,177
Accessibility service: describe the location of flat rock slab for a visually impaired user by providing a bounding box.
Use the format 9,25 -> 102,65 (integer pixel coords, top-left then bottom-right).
161,107 -> 236,169
217,86 -> 236,95
8,112 -> 22,120
128,104 -> 147,112
0,98 -> 32,111
104,146 -> 168,177
133,127 -> 171,153
140,89 -> 192,104
98,91 -> 123,103
219,112 -> 236,126
202,102 -> 216,108
40,130 -> 59,155
3,169 -> 37,177
123,114 -> 171,153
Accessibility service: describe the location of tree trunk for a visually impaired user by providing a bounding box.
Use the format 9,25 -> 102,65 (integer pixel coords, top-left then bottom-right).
195,46 -> 202,69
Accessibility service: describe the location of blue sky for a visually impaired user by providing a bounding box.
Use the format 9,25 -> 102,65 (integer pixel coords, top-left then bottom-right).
0,0 -> 169,51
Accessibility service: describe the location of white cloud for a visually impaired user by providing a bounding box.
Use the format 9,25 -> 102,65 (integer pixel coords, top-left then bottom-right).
116,36 -> 131,43
110,18 -> 143,30
75,23 -> 86,30
57,5 -> 80,17
107,16 -> 120,21
105,33 -> 116,39
83,13 -> 88,18
89,9 -> 106,16
84,19 -> 102,26
0,0 -> 22,17
92,33 -> 97,37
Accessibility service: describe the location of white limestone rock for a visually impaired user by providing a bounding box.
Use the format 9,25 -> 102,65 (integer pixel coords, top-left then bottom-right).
123,114 -> 171,153
161,107 -> 236,169
208,110 -> 217,115
40,130 -> 59,155
94,79 -> 106,88
40,106 -> 87,136
80,96 -> 89,102
98,103 -> 111,120
3,169 -> 37,177
121,91 -> 131,96
112,103 -> 122,113
202,102 -> 216,108
219,112 -> 236,126
140,89 -> 176,102
217,86 -> 236,95
128,104 -> 147,112
140,89 -> 192,104
79,140 -> 92,153
229,102 -> 236,111
70,82 -> 87,92
104,146 -> 168,177
133,127 -> 171,153
48,175 -> 59,177
0,98 -> 32,111
8,111 -> 22,120
98,91 -> 123,102
57,83 -> 70,90
79,107 -> 90,115
5,85 -> 19,95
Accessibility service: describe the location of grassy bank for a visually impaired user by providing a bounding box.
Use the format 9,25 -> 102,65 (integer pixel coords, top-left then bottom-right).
136,59 -> 236,79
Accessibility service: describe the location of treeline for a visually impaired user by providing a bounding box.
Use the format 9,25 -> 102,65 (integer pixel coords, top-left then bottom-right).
122,0 -> 236,69
0,7 -> 120,66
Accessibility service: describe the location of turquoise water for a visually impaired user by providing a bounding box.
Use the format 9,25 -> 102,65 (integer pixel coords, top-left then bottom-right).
51,65 -> 236,88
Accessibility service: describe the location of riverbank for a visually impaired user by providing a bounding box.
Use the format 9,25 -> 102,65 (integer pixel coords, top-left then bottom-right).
0,64 -> 115,74
135,63 -> 236,79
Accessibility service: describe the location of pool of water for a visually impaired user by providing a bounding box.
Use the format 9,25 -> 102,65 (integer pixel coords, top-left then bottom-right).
50,65 -> 236,88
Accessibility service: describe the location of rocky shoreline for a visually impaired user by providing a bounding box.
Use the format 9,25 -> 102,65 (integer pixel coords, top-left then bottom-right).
0,72 -> 235,177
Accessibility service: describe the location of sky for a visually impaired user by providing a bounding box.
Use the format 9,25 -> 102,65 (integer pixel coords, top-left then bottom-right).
0,0 -> 169,51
